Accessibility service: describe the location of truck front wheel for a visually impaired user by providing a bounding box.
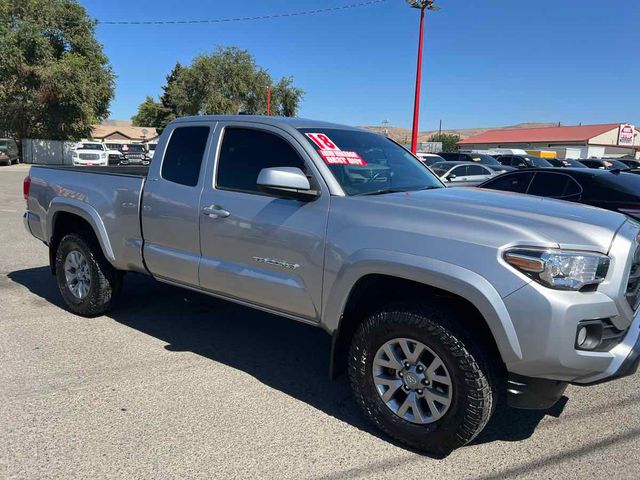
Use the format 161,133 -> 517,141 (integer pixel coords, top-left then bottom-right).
55,233 -> 122,317
348,303 -> 497,455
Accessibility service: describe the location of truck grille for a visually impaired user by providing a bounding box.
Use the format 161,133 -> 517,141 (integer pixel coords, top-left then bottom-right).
625,244 -> 640,311
126,154 -> 144,159
79,153 -> 100,160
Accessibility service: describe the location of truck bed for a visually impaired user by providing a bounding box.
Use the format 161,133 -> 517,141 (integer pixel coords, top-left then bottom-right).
25,164 -> 148,273
34,165 -> 149,177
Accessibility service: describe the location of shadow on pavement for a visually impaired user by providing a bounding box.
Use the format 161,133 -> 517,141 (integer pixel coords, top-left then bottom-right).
8,266 -> 560,454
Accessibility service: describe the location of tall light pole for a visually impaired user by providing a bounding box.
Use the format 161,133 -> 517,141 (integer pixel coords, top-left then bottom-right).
406,0 -> 440,154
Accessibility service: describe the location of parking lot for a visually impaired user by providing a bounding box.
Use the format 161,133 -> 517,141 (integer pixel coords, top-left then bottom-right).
2,163 -> 640,479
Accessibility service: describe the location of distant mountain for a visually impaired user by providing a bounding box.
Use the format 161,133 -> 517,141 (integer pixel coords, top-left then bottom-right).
363,122 -> 558,143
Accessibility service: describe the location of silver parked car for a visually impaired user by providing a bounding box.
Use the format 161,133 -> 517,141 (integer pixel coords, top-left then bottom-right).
23,115 -> 640,455
430,160 -> 497,186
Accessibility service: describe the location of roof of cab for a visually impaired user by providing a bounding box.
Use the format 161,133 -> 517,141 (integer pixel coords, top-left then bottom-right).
171,115 -> 364,132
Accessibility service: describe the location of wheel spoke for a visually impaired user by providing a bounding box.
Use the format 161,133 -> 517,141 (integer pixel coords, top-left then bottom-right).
398,338 -> 425,364
397,392 -> 425,423
431,373 -> 451,386
426,356 -> 444,376
374,376 -> 403,402
424,388 -> 451,410
375,344 -> 403,370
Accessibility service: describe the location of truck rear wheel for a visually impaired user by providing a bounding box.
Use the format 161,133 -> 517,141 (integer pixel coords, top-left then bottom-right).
348,303 -> 496,455
55,233 -> 122,317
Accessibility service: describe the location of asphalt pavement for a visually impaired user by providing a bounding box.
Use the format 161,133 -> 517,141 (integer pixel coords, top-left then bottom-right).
1,163 -> 639,479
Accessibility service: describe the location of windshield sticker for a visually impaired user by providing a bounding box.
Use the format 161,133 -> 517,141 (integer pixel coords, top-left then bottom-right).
319,149 -> 367,166
305,133 -> 367,166
306,133 -> 339,150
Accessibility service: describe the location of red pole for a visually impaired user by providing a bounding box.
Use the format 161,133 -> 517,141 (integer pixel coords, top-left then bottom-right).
410,7 -> 425,154
267,84 -> 271,115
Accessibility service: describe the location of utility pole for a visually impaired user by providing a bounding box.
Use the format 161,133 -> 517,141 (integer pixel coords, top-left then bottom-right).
405,0 -> 440,154
382,118 -> 390,136
266,84 -> 271,115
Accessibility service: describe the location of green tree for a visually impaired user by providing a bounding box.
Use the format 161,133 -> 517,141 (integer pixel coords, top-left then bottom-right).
0,0 -> 115,140
132,47 -> 304,130
131,96 -> 164,127
427,133 -> 461,152
271,77 -> 303,117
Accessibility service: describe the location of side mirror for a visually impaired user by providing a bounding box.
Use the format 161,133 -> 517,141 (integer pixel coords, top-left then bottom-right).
257,167 -> 318,201
446,173 -> 457,181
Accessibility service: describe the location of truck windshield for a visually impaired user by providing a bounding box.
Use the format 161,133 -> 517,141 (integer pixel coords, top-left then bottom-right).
77,143 -> 103,150
125,144 -> 146,153
298,128 -> 443,195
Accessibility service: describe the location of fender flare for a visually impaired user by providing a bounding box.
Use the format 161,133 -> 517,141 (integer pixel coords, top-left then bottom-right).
324,249 -> 524,374
46,198 -> 116,263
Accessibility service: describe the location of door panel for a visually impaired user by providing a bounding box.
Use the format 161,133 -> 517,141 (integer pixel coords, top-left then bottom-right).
198,123 -> 329,320
141,123 -> 213,286
199,190 -> 328,319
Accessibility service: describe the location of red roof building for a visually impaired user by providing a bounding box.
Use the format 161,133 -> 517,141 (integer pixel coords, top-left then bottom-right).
458,123 -> 639,159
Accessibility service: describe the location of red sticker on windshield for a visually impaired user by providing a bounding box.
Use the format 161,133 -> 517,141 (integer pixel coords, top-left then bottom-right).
306,133 -> 367,166
306,133 -> 339,150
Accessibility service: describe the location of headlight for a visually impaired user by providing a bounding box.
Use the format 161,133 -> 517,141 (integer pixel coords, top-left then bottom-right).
504,248 -> 609,290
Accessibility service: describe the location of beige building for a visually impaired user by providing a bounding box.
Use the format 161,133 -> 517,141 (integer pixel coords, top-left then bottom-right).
91,122 -> 159,144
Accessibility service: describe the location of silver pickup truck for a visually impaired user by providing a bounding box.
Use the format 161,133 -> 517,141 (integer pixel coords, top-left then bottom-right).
23,115 -> 640,454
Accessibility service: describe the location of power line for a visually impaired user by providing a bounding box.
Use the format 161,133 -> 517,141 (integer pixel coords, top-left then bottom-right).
96,0 -> 388,26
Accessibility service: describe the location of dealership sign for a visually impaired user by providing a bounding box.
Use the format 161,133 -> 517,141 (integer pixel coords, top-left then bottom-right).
618,124 -> 635,146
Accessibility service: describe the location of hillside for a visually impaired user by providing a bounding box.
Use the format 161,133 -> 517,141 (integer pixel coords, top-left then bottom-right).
363,122 -> 558,144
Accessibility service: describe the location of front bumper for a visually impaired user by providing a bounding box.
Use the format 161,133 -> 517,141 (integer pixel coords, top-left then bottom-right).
502,220 -> 640,386
72,160 -> 108,166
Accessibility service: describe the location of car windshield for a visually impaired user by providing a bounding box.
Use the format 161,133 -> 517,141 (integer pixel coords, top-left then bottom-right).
468,154 -> 500,166
525,155 -> 553,167
148,144 -> 157,151
125,144 -> 145,152
604,159 -> 631,170
562,159 -> 587,168
106,143 -> 122,150
76,143 -> 103,150
298,128 -> 443,195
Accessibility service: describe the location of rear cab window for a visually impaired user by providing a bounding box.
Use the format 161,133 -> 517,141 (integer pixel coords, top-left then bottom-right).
161,126 -> 210,187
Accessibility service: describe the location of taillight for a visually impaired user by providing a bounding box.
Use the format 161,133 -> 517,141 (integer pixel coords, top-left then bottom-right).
23,176 -> 31,206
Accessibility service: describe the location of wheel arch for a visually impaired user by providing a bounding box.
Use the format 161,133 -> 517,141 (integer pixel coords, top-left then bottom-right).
326,252 -> 523,379
47,201 -> 115,274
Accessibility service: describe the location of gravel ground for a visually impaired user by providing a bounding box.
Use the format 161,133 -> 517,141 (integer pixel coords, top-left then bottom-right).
1,164 -> 639,479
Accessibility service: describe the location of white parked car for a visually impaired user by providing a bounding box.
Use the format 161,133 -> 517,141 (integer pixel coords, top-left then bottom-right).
72,142 -> 108,166
430,161 -> 497,187
415,152 -> 446,166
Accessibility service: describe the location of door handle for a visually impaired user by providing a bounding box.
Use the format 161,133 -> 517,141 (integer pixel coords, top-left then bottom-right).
202,204 -> 230,218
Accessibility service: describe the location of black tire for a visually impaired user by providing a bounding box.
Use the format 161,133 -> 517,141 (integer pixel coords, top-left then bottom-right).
55,233 -> 122,316
348,303 -> 497,455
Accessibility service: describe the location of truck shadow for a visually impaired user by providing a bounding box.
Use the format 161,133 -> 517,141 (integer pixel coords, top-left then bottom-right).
8,266 -> 561,453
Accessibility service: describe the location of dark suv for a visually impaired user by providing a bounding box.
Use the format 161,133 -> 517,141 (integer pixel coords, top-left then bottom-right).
119,143 -> 150,166
0,138 -> 20,165
438,152 -> 513,173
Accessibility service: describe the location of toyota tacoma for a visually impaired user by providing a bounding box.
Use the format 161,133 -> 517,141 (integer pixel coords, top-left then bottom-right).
23,116 -> 640,454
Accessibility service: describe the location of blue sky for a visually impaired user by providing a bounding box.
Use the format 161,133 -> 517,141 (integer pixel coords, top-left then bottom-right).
83,0 -> 640,130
